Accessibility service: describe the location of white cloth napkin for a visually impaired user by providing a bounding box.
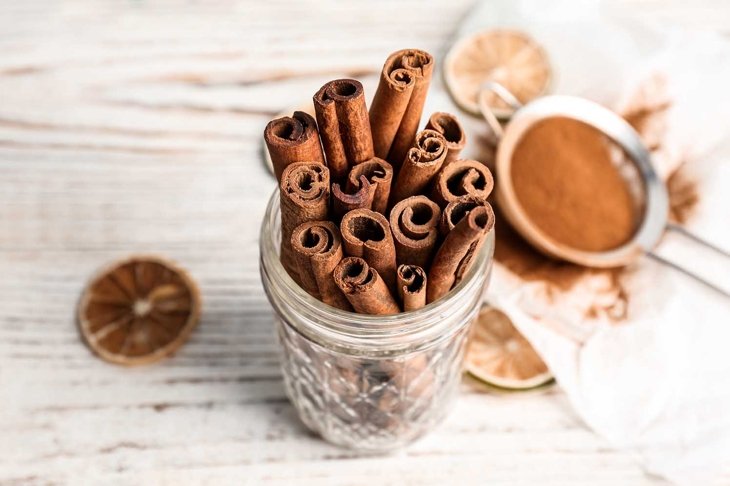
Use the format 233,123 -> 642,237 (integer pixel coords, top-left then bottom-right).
451,1 -> 730,484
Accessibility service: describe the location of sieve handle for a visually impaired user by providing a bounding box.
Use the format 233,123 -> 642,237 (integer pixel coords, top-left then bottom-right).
665,223 -> 730,258
647,224 -> 730,298
477,81 -> 523,142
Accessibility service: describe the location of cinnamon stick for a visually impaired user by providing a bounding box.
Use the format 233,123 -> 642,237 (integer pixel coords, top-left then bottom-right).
333,257 -> 400,315
396,264 -> 427,311
389,195 -> 441,269
390,129 -> 447,204
425,112 -> 466,165
313,79 -> 374,181
432,159 -> 495,207
280,162 -> 330,284
383,353 -> 435,408
428,199 -> 494,303
369,49 -> 434,168
439,195 -> 490,235
347,157 -> 393,215
340,209 -> 397,292
264,111 -> 325,182
291,220 -> 352,311
332,176 -> 376,221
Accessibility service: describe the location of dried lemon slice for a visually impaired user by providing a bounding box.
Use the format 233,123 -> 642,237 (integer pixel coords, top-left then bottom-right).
465,306 -> 553,390
444,29 -> 551,118
78,256 -> 201,366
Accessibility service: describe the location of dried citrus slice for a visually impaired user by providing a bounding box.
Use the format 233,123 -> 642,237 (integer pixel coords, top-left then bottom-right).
78,256 -> 201,366
465,306 -> 553,390
444,30 -> 551,118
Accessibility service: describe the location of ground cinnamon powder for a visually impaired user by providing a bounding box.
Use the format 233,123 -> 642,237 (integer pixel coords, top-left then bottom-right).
667,165 -> 699,224
494,209 -> 629,321
510,117 -> 637,252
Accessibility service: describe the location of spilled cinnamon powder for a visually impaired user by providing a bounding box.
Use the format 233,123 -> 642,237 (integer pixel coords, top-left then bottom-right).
623,100 -> 671,152
510,117 -> 638,252
667,165 -> 699,224
494,208 -> 629,321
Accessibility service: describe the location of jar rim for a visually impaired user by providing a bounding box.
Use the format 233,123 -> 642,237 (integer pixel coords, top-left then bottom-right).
259,189 -> 493,347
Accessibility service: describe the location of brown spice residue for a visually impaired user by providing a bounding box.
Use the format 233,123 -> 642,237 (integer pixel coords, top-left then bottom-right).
667,165 -> 699,224
623,100 -> 671,151
621,73 -> 671,152
493,208 -> 629,322
510,117 -> 637,252
494,208 -> 585,291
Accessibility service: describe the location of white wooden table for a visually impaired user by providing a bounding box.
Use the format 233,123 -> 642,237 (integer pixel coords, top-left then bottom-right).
1,1 -> 725,484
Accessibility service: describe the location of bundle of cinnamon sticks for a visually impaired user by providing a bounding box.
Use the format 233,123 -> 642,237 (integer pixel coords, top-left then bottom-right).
265,49 -> 495,315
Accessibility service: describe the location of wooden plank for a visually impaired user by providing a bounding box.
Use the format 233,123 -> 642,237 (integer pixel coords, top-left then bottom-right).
2,0 -> 728,483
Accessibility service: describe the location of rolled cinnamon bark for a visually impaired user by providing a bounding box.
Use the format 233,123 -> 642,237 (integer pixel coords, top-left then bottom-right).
389,196 -> 441,269
264,111 -> 325,182
427,199 -> 495,303
439,195 -> 491,235
332,176 -> 376,221
333,257 -> 400,315
369,49 -> 434,168
280,162 -> 330,284
340,209 -> 397,292
291,221 -> 352,311
397,264 -> 427,311
390,129 -> 447,204
347,157 -> 393,215
432,159 -> 495,207
313,79 -> 374,181
425,112 -> 466,165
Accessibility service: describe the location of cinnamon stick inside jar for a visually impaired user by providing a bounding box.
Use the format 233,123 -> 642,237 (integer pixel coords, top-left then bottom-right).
332,176 -> 376,222
439,195 -> 488,235
369,49 -> 434,168
432,159 -> 494,208
314,79 -> 374,181
390,129 -> 447,204
279,162 -> 330,284
389,196 -> 441,269
264,111 -> 325,182
428,199 -> 494,303
510,117 -> 637,252
333,257 -> 400,315
396,264 -> 427,311
425,112 -> 466,165
291,221 -> 352,311
347,157 -> 393,215
340,209 -> 397,292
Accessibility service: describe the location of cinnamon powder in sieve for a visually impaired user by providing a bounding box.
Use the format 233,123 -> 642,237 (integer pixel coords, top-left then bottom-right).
493,101 -> 695,324
510,117 -> 637,252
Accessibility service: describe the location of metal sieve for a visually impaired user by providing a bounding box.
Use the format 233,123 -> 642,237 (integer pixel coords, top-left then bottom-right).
479,82 -> 729,297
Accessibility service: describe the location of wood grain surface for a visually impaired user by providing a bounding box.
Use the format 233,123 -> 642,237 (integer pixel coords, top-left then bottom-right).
0,1 -> 725,484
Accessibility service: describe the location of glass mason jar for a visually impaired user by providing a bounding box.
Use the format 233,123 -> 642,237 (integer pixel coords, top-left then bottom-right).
259,190 -> 494,452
